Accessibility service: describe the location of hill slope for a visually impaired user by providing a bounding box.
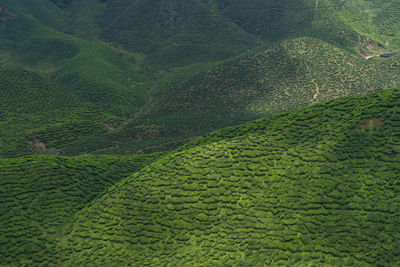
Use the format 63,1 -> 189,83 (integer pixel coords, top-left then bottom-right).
0,0 -> 399,156
0,153 -> 163,265
0,69 -> 121,157
61,88 -> 400,266
80,37 -> 400,154
0,0 -> 148,116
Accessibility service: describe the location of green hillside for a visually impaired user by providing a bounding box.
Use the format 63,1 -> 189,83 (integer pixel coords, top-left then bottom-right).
60,88 -> 400,266
95,0 -> 263,67
220,0 -> 315,41
79,37 -> 400,154
0,153 -> 164,266
0,0 -> 399,156
0,0 -> 148,116
63,0 -> 400,61
0,2 -> 399,264
0,69 -> 121,157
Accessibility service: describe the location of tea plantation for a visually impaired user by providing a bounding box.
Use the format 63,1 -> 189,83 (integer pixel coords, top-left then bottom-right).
0,0 -> 399,265
60,88 -> 400,266
0,0 -> 399,154
111,37 -> 400,154
0,68 -> 121,157
0,153 -> 164,265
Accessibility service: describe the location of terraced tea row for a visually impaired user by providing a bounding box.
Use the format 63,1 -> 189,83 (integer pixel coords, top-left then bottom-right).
0,69 -> 121,157
114,37 -> 400,154
1,0 -> 399,155
61,88 -> 400,266
0,153 -> 164,265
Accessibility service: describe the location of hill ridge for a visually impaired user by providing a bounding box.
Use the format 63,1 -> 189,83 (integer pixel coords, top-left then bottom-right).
60,88 -> 400,266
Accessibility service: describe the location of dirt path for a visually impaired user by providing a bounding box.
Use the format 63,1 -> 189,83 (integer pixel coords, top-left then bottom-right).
312,81 -> 320,101
365,55 -> 379,60
105,119 -> 132,133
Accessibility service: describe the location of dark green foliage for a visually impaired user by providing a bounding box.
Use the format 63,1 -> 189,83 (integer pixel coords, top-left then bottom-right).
0,68 -> 120,157
98,0 -> 262,67
222,0 -> 315,41
373,1 -> 400,47
50,0 -> 73,9
1,0 -> 400,154
16,38 -> 79,65
0,2 -> 399,264
128,37 -> 400,153
60,88 -> 400,265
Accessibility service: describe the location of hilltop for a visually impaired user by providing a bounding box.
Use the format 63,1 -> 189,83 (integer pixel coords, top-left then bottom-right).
59,88 -> 400,266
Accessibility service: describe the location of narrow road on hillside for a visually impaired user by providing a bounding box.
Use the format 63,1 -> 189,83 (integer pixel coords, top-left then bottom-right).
313,82 -> 320,101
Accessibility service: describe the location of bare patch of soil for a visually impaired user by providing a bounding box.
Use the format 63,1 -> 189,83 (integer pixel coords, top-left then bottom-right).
351,118 -> 383,133
28,138 -> 59,154
0,6 -> 17,21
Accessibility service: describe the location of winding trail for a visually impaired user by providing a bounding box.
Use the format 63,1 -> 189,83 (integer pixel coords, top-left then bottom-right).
105,119 -> 133,133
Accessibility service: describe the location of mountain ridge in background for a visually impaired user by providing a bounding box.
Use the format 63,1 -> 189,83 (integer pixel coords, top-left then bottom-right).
0,0 -> 399,155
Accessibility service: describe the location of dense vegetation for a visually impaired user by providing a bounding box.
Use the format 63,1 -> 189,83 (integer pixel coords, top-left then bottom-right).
0,153 -> 164,265
0,0 -> 400,265
60,88 -> 400,266
0,69 -> 121,157
2,86 -> 399,265
0,0 -> 399,154
138,37 -> 400,144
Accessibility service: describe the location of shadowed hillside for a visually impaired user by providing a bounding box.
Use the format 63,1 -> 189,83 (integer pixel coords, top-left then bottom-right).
0,69 -> 121,157
0,0 -> 399,156
0,1 -> 399,265
80,37 -> 400,154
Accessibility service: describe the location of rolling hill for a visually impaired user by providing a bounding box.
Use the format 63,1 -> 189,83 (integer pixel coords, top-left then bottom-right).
0,1 -> 400,265
1,86 -> 399,266
0,0 -> 399,156
76,37 -> 400,154
60,88 -> 400,266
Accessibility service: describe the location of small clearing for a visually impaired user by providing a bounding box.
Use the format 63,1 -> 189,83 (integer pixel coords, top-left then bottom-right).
351,117 -> 383,132
28,138 -> 59,154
